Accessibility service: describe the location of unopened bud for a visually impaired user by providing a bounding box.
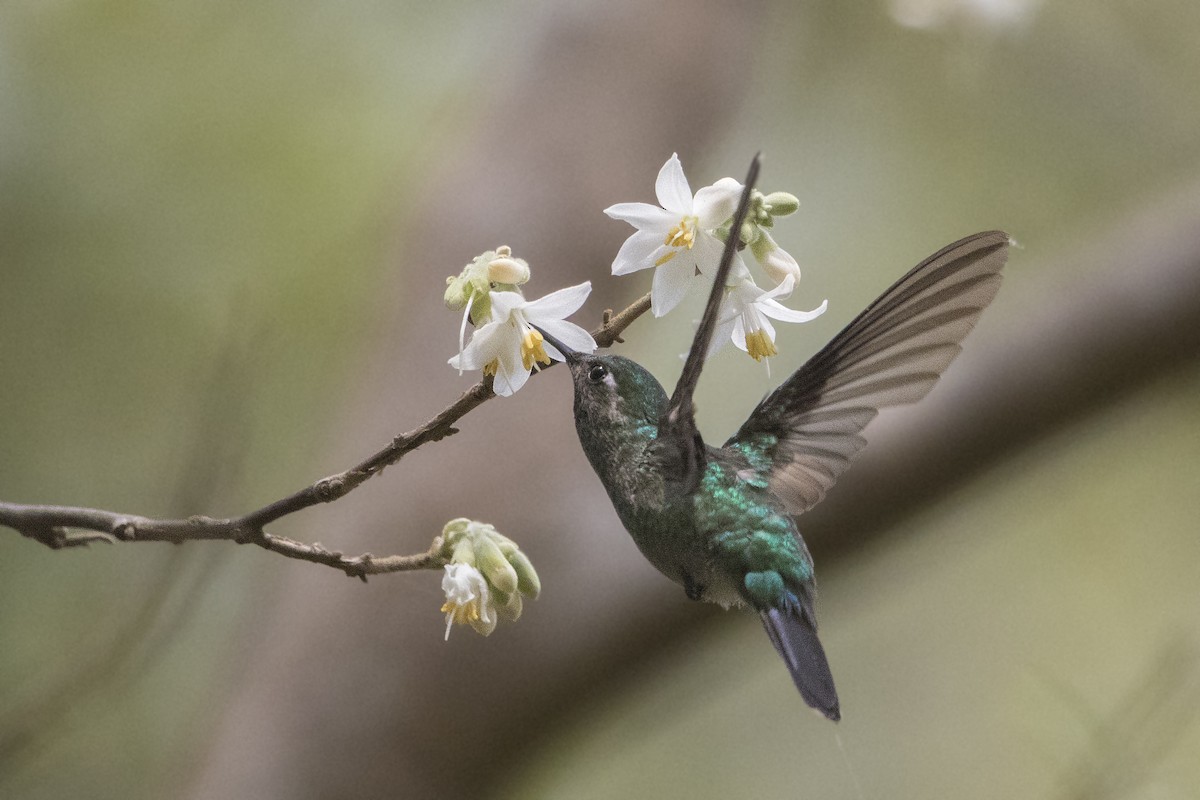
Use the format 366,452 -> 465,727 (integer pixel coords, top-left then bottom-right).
506,549 -> 541,599
444,277 -> 470,311
487,256 -> 530,286
761,245 -> 802,288
739,222 -> 756,246
476,536 -> 519,594
450,539 -> 476,566
763,191 -> 800,216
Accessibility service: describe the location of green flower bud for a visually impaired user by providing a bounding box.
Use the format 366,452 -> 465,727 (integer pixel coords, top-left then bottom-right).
450,538 -> 476,566
750,231 -> 776,263
476,536 -> 519,594
739,221 -> 757,246
763,191 -> 800,217
444,277 -> 470,311
507,549 -> 541,599
468,290 -> 493,326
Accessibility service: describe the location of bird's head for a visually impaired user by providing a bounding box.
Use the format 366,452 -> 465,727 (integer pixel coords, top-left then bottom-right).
536,328 -> 667,428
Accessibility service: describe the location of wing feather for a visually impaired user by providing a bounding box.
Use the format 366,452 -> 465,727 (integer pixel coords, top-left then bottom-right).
725,231 -> 1009,515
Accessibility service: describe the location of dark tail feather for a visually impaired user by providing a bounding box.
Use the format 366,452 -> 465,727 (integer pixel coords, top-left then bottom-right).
761,604 -> 841,721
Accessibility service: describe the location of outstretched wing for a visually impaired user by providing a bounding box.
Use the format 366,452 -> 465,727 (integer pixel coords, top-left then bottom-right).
725,231 -> 1010,515
657,154 -> 760,496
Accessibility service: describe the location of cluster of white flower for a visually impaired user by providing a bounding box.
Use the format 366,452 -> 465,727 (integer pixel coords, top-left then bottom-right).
444,247 -> 596,397
445,155 -> 825,400
605,153 -> 826,367
437,518 -> 541,640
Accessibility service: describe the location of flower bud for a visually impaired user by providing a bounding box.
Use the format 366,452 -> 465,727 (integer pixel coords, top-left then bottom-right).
487,256 -> 530,286
762,246 -> 802,288
763,191 -> 800,217
506,549 -> 541,599
444,277 -> 470,311
468,291 -> 493,327
450,538 -> 476,566
476,536 -> 519,594
739,221 -> 757,246
751,230 -> 802,288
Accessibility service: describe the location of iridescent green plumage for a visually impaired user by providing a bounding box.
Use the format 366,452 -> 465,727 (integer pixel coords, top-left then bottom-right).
542,157 -> 1009,721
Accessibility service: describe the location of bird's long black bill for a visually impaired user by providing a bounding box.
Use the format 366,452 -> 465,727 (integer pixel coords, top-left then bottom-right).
532,325 -> 578,363
666,153 -> 761,418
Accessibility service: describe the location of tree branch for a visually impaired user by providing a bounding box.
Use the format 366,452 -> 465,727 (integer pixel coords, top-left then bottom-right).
0,293 -> 652,577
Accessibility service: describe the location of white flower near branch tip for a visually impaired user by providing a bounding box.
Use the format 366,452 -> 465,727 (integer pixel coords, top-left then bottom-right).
449,282 -> 597,396
711,270 -> 828,366
438,518 -> 541,639
604,153 -> 743,317
440,563 -> 494,640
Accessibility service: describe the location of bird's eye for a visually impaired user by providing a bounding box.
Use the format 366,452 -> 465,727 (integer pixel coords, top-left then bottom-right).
588,364 -> 608,383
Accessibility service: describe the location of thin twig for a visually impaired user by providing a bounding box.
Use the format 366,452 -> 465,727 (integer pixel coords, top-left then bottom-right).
0,292 -> 652,578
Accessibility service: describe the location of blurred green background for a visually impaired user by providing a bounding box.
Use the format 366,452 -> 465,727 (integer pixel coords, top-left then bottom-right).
2,1 -> 1198,798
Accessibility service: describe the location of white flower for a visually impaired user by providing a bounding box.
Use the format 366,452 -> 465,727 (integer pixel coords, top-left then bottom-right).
711,269 -> 828,365
440,563 -> 495,640
449,282 -> 597,396
750,229 -> 803,289
604,154 -> 743,317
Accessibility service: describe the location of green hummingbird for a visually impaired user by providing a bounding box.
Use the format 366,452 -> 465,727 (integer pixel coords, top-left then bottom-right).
537,156 -> 1008,721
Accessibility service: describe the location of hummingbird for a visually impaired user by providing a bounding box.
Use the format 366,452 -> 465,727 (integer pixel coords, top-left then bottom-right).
537,156 -> 1008,721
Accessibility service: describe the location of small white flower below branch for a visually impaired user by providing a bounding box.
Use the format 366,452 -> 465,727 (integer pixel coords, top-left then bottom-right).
438,518 -> 540,639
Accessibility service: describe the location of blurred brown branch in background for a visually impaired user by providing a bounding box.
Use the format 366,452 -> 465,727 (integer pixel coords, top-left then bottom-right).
0,293 -> 651,579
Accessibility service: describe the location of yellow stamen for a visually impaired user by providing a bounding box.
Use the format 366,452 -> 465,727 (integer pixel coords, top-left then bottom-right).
483,359 -> 499,376
521,329 -> 552,371
655,216 -> 699,267
663,216 -> 698,250
744,330 -> 777,362
441,600 -> 481,624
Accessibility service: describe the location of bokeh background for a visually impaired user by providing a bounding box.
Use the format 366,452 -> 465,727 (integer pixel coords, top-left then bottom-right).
2,1 -> 1199,798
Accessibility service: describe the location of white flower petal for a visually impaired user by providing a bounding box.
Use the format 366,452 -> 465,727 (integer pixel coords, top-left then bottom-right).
492,350 -> 530,397
523,281 -> 591,320
455,294 -> 477,375
603,202 -> 674,230
758,314 -> 777,342
449,321 -> 506,371
654,153 -> 693,215
693,177 -> 743,228
536,318 -> 597,357
490,289 -> 527,320
611,231 -> 667,276
651,257 -> 696,317
732,315 -> 748,351
759,242 -> 802,288
759,296 -> 828,323
690,231 -> 736,276
707,315 -> 736,358
759,274 -> 796,301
